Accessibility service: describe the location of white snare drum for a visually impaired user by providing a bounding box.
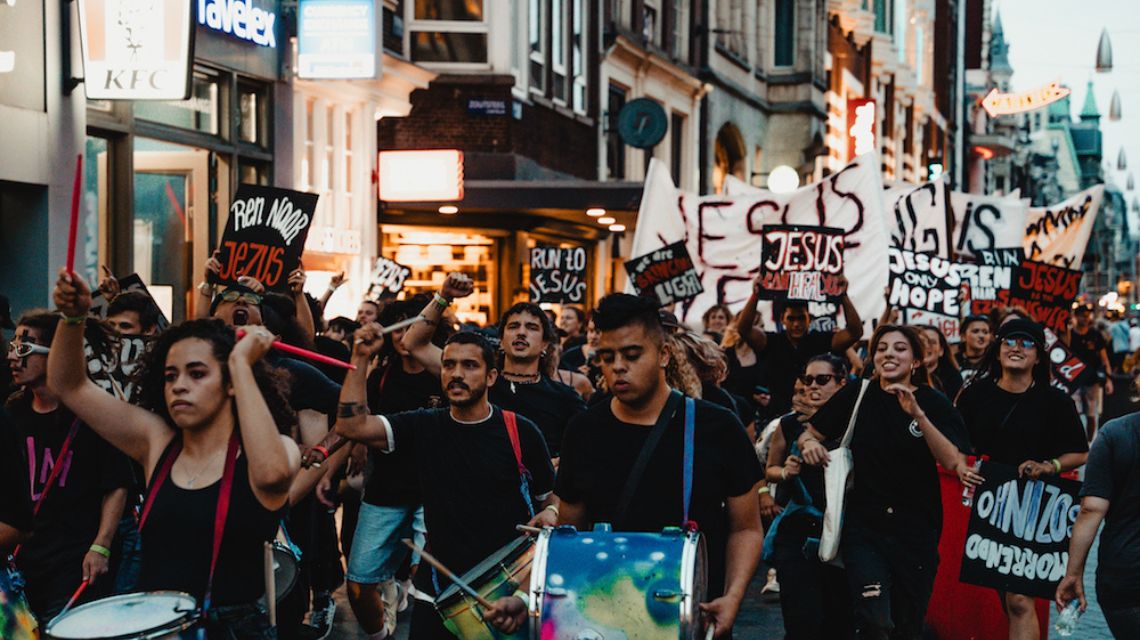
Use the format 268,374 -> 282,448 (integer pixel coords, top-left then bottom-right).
529,524 -> 707,639
44,591 -> 198,640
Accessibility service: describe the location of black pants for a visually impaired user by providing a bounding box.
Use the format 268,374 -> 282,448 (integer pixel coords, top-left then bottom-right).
771,533 -> 853,640
409,597 -> 457,640
1104,603 -> 1140,639
841,521 -> 938,640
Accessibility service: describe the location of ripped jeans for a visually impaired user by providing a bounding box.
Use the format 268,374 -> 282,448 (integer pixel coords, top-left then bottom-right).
841,520 -> 939,640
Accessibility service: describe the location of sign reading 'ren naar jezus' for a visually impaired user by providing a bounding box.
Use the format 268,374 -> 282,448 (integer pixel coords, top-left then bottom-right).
211,185 -> 319,292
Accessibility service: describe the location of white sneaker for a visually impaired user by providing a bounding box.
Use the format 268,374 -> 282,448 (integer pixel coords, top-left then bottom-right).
380,580 -> 399,637
760,568 -> 780,594
397,578 -> 412,613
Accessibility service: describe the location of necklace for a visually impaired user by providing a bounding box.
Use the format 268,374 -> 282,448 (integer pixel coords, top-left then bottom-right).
502,371 -> 540,393
179,449 -> 225,488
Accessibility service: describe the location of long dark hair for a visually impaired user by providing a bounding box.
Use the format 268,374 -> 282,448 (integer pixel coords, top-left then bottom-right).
978,334 -> 1052,388
135,319 -> 296,434
867,324 -> 930,386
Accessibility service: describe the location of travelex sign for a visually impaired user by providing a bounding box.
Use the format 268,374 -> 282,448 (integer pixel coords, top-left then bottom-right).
198,0 -> 277,48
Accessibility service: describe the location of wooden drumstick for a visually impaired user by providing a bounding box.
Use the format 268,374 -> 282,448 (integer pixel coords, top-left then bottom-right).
264,542 -> 276,627
515,524 -> 542,535
705,625 -> 716,640
401,539 -> 494,609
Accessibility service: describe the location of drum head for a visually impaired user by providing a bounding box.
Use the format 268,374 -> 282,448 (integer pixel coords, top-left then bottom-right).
436,536 -> 534,605
45,591 -> 197,639
273,543 -> 299,602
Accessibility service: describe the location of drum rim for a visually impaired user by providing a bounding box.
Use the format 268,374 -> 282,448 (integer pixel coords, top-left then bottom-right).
44,590 -> 199,640
272,541 -> 300,603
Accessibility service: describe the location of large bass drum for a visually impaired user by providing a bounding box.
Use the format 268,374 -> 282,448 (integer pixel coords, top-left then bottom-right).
529,524 -> 707,640
44,591 -> 198,640
435,535 -> 535,640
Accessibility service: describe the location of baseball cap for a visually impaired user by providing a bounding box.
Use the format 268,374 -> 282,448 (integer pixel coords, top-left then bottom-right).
996,318 -> 1045,346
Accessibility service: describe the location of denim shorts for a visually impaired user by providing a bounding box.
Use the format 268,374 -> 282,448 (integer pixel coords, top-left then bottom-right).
346,503 -> 426,585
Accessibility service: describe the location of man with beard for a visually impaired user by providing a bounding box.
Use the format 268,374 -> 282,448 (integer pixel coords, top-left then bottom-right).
330,326 -> 556,639
402,274 -> 586,458
957,315 -> 993,384
6,311 -> 132,622
486,293 -> 764,638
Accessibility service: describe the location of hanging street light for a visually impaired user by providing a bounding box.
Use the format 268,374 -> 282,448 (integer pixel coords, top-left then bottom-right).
1110,89 -> 1123,121
1118,147 -> 1128,171
1129,173 -> 1135,191
1096,28 -> 1113,72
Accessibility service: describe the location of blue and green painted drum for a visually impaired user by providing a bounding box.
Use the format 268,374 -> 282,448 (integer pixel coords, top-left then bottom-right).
529,524 -> 707,640
436,536 -> 535,640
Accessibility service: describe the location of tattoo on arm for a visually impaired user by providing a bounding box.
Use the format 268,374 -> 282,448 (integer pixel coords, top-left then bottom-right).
337,402 -> 368,419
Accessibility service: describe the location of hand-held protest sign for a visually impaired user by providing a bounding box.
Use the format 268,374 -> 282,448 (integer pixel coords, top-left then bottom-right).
957,248 -> 1022,316
1044,328 -> 1087,395
959,461 -> 1082,600
211,185 -> 320,292
624,241 -> 704,306
530,246 -> 588,304
89,273 -> 171,331
1007,260 -> 1082,333
888,248 -> 962,319
758,226 -> 845,302
369,256 -> 412,296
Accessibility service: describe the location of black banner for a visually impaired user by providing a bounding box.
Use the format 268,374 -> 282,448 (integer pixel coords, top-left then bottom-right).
211,185 -> 320,292
85,334 -> 150,404
530,246 -> 588,304
758,225 -> 845,302
1044,327 -> 1087,395
957,248 -> 1021,316
888,248 -> 961,317
89,273 -> 170,331
1006,260 -> 1082,334
959,461 -> 1082,599
369,256 -> 411,296
624,241 -> 703,306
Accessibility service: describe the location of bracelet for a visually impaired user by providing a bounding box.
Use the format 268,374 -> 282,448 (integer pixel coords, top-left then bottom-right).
60,313 -> 86,325
89,544 -> 111,559
512,589 -> 530,607
544,504 -> 560,517
1052,458 -> 1062,474
433,293 -> 451,309
758,487 -> 771,495
780,468 -> 788,482
311,445 -> 330,460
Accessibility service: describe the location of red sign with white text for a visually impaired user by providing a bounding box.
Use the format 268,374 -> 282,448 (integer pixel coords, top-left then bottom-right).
847,98 -> 877,160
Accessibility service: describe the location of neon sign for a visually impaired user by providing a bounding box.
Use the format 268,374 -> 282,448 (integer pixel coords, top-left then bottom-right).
846,98 -> 877,160
198,0 -> 277,48
981,82 -> 1070,118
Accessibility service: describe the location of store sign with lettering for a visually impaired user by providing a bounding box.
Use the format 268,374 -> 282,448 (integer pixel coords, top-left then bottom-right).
624,241 -> 703,306
888,249 -> 961,318
758,225 -> 845,302
297,0 -> 375,78
77,0 -> 195,100
370,257 -> 411,295
198,0 -> 277,47
530,247 -> 587,304
212,185 -> 319,292
981,82 -> 1071,118
960,461 -> 1082,599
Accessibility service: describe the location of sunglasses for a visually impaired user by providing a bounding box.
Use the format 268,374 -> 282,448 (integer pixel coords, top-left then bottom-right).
8,342 -> 50,358
798,374 -> 837,386
218,290 -> 262,306
1002,337 -> 1036,350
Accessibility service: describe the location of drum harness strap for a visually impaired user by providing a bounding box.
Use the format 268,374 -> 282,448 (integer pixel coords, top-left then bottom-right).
139,432 -> 241,620
12,417 -> 82,560
614,390 -> 686,530
432,410 -> 534,596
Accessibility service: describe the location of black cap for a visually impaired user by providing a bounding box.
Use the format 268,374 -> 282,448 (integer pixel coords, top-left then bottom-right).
961,314 -> 990,332
0,294 -> 13,329
659,310 -> 684,332
997,318 -> 1045,346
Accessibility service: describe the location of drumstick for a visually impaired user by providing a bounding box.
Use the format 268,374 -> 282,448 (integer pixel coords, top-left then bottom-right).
264,542 -> 277,627
236,329 -> 356,370
705,625 -> 716,640
515,524 -> 542,535
379,315 -> 423,335
56,578 -> 89,620
65,154 -> 83,275
401,539 -> 494,610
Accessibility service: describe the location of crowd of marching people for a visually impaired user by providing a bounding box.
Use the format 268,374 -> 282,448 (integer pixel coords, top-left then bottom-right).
3,260 -> 1140,640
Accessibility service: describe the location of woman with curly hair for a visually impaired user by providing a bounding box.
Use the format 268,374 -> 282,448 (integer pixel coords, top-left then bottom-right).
48,269 -> 300,639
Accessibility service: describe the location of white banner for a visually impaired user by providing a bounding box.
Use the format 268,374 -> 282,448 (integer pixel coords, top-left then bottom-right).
1023,186 -> 1105,268
950,192 -> 1029,260
630,155 -> 889,329
887,178 -> 954,257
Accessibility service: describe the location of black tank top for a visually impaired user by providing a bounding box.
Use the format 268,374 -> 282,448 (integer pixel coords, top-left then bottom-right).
138,437 -> 285,606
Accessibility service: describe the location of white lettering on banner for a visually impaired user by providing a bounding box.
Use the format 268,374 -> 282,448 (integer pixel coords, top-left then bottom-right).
199,0 -> 278,48
1023,186 -> 1104,268
531,247 -> 588,303
887,248 -> 961,317
629,156 -> 889,330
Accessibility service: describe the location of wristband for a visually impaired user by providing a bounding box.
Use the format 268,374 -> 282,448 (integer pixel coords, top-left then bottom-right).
544,504 -> 560,517
60,313 -> 86,325
1052,458 -> 1062,474
780,468 -> 788,482
89,544 -> 111,559
512,589 -> 530,607
433,293 -> 451,309
311,445 -> 330,460
758,486 -> 771,495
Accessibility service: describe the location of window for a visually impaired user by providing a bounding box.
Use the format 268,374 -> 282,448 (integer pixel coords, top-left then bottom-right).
133,69 -> 221,135
914,26 -> 924,84
874,0 -> 891,34
552,0 -> 567,101
716,0 -> 744,55
344,111 -> 354,227
670,112 -> 684,184
773,0 -> 794,67
238,82 -> 268,146
642,0 -> 659,45
670,0 -> 687,59
529,0 -> 546,91
531,0 -> 587,112
409,0 -> 489,63
607,84 -> 627,180
571,0 -> 586,112
303,99 -> 315,190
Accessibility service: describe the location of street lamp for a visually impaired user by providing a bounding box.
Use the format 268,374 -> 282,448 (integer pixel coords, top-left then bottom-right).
1096,28 -> 1113,72
1110,89 -> 1123,121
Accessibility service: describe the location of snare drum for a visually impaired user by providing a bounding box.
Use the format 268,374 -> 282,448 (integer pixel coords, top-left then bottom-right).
435,536 -> 535,640
44,591 -> 198,639
529,524 -> 707,640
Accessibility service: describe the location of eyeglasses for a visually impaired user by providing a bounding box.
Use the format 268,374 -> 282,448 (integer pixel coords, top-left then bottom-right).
1002,337 -> 1036,350
218,290 -> 262,306
798,374 -> 837,386
7,342 -> 50,358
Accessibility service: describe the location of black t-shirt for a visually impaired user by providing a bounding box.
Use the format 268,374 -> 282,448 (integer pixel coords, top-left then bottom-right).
364,362 -> 442,506
387,408 -> 554,591
723,346 -> 766,400
761,331 -> 836,413
1070,327 -> 1107,381
559,345 -> 587,372
7,398 -> 133,611
1080,415 -> 1140,609
956,379 -> 1087,465
809,382 -> 969,535
958,351 -> 985,384
139,438 -> 286,606
313,335 -> 352,384
0,407 -> 32,540
933,362 -> 963,401
270,354 -> 342,416
488,375 -> 586,457
555,397 -> 763,597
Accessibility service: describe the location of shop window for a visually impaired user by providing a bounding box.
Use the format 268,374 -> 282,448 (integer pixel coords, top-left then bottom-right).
382,228 -> 497,325
238,82 -> 269,146
773,0 -> 794,67
82,136 -> 110,285
410,0 -> 489,63
303,99 -> 316,190
239,161 -> 271,186
607,84 -> 627,180
133,69 -> 220,135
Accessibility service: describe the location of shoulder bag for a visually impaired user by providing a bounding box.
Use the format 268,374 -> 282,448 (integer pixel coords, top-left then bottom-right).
819,379 -> 870,563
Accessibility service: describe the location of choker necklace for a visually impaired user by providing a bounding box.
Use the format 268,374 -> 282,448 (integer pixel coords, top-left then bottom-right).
502,371 -> 540,393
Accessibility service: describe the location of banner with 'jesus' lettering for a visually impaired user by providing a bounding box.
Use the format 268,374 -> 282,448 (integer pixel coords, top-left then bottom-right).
211,185 -> 320,292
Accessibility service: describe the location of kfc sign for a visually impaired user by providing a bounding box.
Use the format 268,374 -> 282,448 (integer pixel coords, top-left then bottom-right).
77,0 -> 195,100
